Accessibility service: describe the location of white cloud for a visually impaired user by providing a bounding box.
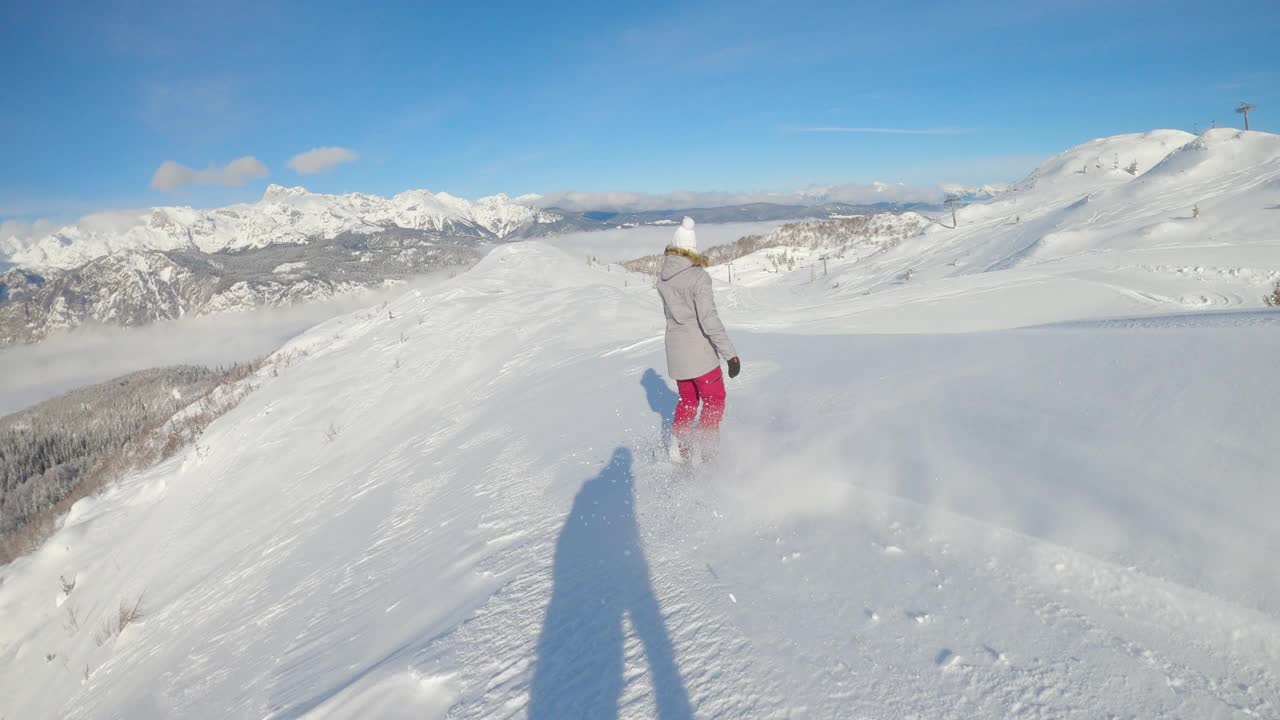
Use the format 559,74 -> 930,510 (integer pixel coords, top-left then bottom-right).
1,211 -> 153,262
150,156 -> 269,191
1,218 -> 57,249
789,127 -> 975,135
0,270 -> 458,415
798,182 -> 948,205
521,183 -> 948,213
288,147 -> 359,175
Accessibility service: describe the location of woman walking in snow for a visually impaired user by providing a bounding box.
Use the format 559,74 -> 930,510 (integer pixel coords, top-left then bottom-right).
657,217 -> 741,464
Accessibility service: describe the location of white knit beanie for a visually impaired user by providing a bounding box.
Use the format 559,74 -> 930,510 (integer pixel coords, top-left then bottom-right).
672,216 -> 697,251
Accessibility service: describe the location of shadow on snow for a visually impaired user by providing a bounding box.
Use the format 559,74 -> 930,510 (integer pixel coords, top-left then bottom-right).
528,447 -> 693,719
641,368 -> 679,447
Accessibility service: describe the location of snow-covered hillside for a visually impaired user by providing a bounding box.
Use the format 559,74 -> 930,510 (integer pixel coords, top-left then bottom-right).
1,234 -> 1278,718
709,129 -> 1280,329
5,186 -> 568,271
2,129 -> 1279,719
1014,129 -> 1195,193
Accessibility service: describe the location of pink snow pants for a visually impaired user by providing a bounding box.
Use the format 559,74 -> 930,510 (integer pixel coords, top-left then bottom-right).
672,366 -> 726,441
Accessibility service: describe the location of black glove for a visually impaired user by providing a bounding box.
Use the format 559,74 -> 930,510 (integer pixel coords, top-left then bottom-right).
726,357 -> 741,379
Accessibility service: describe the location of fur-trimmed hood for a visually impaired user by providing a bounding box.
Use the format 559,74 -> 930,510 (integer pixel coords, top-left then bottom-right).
664,245 -> 709,267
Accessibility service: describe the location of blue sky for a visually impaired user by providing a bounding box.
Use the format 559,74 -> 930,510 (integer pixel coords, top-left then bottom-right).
1,0 -> 1277,220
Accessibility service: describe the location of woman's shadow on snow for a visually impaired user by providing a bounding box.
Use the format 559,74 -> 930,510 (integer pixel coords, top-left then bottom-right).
529,448 -> 693,720
642,369 -> 679,445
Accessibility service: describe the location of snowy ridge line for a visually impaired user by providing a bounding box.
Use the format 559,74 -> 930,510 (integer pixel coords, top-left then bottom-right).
1,187 -> 941,273
4,185 -> 567,271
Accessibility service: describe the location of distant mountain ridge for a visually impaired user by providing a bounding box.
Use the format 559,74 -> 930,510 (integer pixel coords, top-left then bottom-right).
3,186 -> 944,272
939,183 -> 1012,202
5,185 -> 581,271
0,186 -> 949,345
582,201 -> 933,226
0,184 -> 988,345
0,229 -> 480,346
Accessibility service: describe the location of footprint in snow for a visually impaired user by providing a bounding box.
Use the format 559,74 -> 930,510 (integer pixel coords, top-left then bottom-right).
982,644 -> 1008,665
906,610 -> 931,624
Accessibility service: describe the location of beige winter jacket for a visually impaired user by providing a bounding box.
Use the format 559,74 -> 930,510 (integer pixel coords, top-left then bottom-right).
657,247 -> 738,380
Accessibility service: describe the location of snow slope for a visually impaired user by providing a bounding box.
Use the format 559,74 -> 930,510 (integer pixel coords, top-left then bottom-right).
1,237 -> 1278,719
6,186 -> 564,270
709,129 -> 1280,332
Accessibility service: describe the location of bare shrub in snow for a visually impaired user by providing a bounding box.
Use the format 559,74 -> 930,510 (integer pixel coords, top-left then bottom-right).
118,594 -> 145,630
94,594 -> 145,646
621,254 -> 664,276
324,422 -> 342,443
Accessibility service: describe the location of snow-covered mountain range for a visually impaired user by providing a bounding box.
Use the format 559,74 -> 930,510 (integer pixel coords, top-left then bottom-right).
939,183 -> 1011,201
1,187 -> 938,274
0,186 -> 935,344
5,186 -> 576,271
0,229 -> 481,346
